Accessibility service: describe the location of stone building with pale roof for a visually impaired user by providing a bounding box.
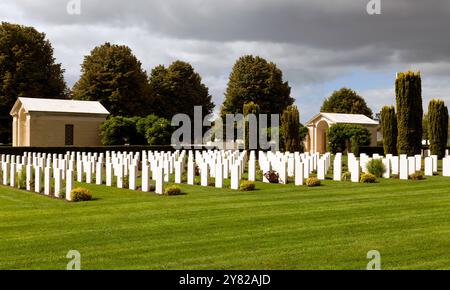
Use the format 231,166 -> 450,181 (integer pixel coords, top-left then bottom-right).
305,113 -> 379,153
10,98 -> 110,147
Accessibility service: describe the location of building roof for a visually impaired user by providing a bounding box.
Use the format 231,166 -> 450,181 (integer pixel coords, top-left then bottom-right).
307,112 -> 379,126
10,97 -> 110,116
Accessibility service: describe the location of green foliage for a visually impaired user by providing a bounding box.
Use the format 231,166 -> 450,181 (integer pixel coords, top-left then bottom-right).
380,106 -> 398,155
0,22 -> 68,143
306,177 -> 321,187
164,185 -> 183,196
423,113 -> 429,142
70,188 -> 93,202
100,115 -> 172,146
72,42 -> 150,117
321,88 -> 373,118
366,159 -> 386,178
145,118 -> 172,146
222,55 -> 294,116
396,71 -> 423,156
281,105 -> 302,152
243,102 -> 260,150
409,172 -> 424,181
148,61 -> 214,121
100,116 -> 137,145
239,181 -> 256,192
360,173 -> 377,183
428,99 -> 449,159
327,124 -> 371,155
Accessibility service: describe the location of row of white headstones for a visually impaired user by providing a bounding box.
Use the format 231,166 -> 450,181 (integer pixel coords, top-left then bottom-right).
1,150 -> 450,201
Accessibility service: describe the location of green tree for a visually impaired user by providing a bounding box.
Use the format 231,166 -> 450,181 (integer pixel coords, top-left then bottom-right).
380,106 -> 398,155
428,99 -> 448,159
281,105 -> 302,152
221,55 -> 294,115
72,43 -> 150,117
243,102 -> 260,150
321,88 -> 373,118
148,61 -> 214,121
100,116 -> 137,145
145,118 -> 172,145
423,113 -> 429,142
0,22 -> 68,143
327,124 -> 371,156
396,71 -> 423,156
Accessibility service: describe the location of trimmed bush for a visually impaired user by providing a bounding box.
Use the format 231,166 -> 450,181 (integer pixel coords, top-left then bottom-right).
380,106 -> 398,155
70,188 -> 92,202
264,171 -> 280,184
239,181 -> 256,192
360,173 -> 377,183
164,185 -> 183,196
428,99 -> 449,159
409,172 -> 424,181
366,159 -> 386,178
396,71 -> 423,156
306,177 -> 321,187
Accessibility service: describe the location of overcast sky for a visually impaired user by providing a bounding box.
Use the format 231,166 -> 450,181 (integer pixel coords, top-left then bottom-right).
1,0 -> 450,122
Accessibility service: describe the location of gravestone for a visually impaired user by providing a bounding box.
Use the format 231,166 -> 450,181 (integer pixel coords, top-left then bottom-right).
295,162 -> 304,186
66,169 -> 73,201
424,157 -> 433,176
333,157 -> 342,181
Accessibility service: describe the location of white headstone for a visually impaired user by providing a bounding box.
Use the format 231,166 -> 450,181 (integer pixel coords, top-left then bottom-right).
351,161 -> 360,183
424,157 -> 433,176
44,167 -> 51,195
333,157 -> 342,181
295,162 -> 304,186
141,162 -> 149,192
215,161 -> 223,188
66,169 -> 73,201
399,157 -> 409,180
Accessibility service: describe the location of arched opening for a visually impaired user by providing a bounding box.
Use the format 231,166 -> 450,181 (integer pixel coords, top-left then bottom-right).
316,120 -> 329,154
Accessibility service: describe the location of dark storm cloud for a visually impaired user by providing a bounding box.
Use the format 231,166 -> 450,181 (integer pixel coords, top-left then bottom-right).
1,0 -> 450,120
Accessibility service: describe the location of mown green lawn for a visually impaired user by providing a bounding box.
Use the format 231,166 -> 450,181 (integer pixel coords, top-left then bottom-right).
1,174 -> 450,270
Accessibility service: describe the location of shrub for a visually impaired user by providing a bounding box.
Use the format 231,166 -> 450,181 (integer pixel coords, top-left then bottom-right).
264,170 -> 280,183
239,181 -> 256,192
306,177 -> 321,187
409,172 -> 424,181
342,171 -> 351,181
327,124 -> 371,155
360,173 -> 377,183
100,116 -> 137,145
70,188 -> 92,202
366,159 -> 386,178
164,185 -> 183,196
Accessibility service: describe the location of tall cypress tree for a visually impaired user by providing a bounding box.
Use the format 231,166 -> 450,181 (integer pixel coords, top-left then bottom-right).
428,99 -> 449,159
281,105 -> 301,152
380,106 -> 398,155
396,71 -> 423,156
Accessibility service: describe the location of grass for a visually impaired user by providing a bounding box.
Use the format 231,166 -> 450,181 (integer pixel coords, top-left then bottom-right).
1,172 -> 450,269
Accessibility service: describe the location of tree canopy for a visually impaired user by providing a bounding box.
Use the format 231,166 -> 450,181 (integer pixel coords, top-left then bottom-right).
221,55 -> 294,115
72,42 -> 150,117
327,124 -> 371,155
148,60 -> 214,121
0,22 -> 68,143
321,88 -> 373,118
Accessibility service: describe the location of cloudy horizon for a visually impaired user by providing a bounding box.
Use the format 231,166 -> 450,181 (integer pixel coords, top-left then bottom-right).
1,0 -> 450,122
